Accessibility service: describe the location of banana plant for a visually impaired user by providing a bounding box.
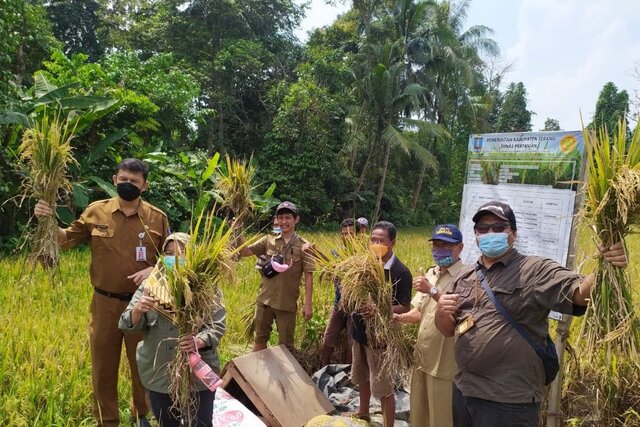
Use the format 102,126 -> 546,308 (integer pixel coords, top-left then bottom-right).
1,74 -> 120,223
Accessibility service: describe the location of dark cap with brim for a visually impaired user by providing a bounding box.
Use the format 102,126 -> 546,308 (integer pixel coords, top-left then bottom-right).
472,201 -> 517,229
276,201 -> 298,215
429,224 -> 463,243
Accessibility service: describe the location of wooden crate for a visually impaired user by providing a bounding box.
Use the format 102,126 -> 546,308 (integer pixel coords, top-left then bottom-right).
220,345 -> 335,427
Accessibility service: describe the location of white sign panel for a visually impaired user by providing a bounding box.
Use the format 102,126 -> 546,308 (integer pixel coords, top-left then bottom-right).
459,183 -> 576,266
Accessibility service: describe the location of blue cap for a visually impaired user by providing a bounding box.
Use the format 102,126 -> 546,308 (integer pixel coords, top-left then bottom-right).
429,224 -> 463,243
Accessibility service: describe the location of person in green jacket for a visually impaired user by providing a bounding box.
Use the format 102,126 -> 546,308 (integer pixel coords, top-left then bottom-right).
119,233 -> 226,427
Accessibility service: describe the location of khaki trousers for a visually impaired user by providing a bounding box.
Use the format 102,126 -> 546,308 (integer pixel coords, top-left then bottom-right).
253,303 -> 296,348
89,292 -> 149,427
410,368 -> 453,427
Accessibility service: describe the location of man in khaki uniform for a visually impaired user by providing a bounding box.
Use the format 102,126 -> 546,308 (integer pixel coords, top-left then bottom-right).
394,224 -> 464,427
435,201 -> 627,427
238,201 -> 314,351
35,158 -> 169,427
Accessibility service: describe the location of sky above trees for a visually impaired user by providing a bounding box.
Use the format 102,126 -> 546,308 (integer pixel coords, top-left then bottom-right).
299,0 -> 640,131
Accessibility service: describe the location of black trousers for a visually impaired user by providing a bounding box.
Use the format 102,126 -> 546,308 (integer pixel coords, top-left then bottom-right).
452,384 -> 541,427
148,389 -> 215,427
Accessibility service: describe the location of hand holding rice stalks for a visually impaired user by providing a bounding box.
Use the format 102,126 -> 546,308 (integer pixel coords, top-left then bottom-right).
166,210 -> 237,422
313,239 -> 414,380
216,155 -> 257,224
19,112 -> 77,268
578,119 -> 640,360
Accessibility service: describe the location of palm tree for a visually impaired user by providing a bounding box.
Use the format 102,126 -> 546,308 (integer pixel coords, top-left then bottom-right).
350,40 -> 444,220
402,0 -> 498,211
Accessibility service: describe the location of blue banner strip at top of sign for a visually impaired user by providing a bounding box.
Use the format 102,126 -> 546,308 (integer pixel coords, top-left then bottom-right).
468,130 -> 584,155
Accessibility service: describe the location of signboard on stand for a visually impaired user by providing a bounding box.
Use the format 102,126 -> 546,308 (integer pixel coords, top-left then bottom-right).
459,130 -> 586,319
459,130 -> 587,427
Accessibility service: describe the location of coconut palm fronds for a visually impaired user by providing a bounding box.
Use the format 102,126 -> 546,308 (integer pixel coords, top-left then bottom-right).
166,210 -> 237,422
315,238 -> 414,380
216,155 -> 257,224
19,112 -> 78,268
578,119 -> 640,360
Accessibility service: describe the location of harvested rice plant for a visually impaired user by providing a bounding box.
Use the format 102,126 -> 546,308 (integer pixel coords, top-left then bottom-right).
564,120 -> 640,426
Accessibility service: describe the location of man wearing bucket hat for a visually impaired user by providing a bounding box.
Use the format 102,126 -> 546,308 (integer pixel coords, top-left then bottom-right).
435,201 -> 627,427
394,224 -> 465,427
238,201 -> 314,352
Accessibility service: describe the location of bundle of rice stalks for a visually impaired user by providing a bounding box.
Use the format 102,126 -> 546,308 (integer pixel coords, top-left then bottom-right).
19,111 -> 77,268
314,239 -> 414,380
578,119 -> 640,359
216,155 -> 257,224
571,119 -> 640,424
239,302 -> 256,344
166,210 -> 237,422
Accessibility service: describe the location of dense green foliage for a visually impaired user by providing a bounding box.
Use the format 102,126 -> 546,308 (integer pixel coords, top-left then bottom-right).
590,81 -> 630,138
543,117 -> 561,131
495,81 -> 532,132
0,0 -> 631,250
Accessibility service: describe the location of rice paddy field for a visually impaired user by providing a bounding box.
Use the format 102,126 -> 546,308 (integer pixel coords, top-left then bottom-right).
1,227 -> 638,426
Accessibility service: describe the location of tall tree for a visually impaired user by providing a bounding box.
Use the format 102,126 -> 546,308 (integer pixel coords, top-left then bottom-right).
591,81 -> 629,137
0,0 -> 22,108
543,117 -> 561,131
403,0 -> 497,213
350,41 -> 441,220
48,0 -> 103,61
7,0 -> 61,87
495,82 -> 532,132
160,0 -> 305,155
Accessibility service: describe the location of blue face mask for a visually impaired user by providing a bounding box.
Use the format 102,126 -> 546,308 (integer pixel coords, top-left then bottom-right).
163,255 -> 185,271
272,227 -> 282,234
477,232 -> 510,258
432,247 -> 455,267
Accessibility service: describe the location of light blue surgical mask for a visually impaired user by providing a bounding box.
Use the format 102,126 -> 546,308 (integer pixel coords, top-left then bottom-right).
477,232 -> 510,258
272,227 -> 282,234
163,255 -> 185,271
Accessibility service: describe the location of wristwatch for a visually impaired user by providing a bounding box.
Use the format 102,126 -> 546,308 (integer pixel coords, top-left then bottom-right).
429,286 -> 439,297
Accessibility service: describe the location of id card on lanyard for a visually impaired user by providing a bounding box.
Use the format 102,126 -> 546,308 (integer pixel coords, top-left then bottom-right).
136,231 -> 147,261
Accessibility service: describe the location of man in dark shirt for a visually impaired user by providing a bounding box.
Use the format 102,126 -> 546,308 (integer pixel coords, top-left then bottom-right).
350,221 -> 412,427
435,201 -> 627,427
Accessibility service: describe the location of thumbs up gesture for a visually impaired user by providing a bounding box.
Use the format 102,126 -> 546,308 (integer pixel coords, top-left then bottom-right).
134,287 -> 156,315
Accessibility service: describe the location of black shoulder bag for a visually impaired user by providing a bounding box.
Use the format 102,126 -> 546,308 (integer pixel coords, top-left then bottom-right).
475,265 -> 559,385
261,234 -> 297,279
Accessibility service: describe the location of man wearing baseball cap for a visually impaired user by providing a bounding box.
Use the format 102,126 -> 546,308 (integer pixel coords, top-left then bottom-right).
356,217 -> 369,233
435,201 -> 626,426
394,224 -> 465,427
238,201 -> 315,351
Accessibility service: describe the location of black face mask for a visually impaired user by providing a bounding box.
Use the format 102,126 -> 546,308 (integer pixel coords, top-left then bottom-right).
117,182 -> 142,201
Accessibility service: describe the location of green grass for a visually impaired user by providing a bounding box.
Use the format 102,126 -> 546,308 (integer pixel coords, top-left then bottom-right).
1,227 -> 637,425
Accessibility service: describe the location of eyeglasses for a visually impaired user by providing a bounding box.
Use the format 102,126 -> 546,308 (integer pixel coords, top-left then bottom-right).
474,223 -> 511,234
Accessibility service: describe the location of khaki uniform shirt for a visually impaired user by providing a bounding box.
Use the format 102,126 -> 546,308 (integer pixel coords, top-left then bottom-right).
62,198 -> 170,294
249,234 -> 314,312
452,249 -> 584,404
411,260 -> 462,380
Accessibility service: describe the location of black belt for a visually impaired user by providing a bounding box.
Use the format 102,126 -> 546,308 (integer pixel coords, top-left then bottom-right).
94,287 -> 135,301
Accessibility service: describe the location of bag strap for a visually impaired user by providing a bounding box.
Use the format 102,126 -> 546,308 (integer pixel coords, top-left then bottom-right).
278,233 -> 297,258
475,264 -> 545,355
